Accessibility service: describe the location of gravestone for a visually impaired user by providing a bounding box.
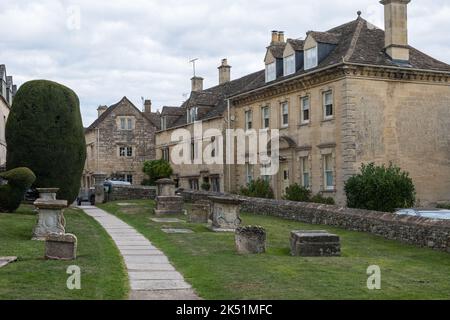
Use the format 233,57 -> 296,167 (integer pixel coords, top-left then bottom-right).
93,173 -> 107,204
32,189 -> 68,241
45,233 -> 77,260
209,196 -> 242,232
290,230 -> 341,257
154,179 -> 184,215
235,226 -> 266,254
187,200 -> 210,224
0,256 -> 17,268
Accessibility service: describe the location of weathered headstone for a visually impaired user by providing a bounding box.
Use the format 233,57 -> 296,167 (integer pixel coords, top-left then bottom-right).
235,226 -> 266,254
290,230 -> 341,257
154,179 -> 184,215
0,256 -> 17,268
187,201 -> 210,224
32,190 -> 68,241
45,233 -> 77,260
93,173 -> 107,204
209,196 -> 242,232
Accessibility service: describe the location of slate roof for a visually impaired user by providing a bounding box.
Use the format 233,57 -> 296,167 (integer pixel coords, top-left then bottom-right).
287,39 -> 304,51
231,17 -> 450,97
162,70 -> 265,130
0,65 -> 5,80
267,43 -> 286,59
86,96 -> 160,132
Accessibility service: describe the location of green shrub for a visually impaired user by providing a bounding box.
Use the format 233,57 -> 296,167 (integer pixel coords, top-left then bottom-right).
344,163 -> 416,212
6,80 -> 86,204
283,183 -> 311,202
142,159 -> 173,186
201,182 -> 211,191
310,193 -> 336,205
0,167 -> 36,212
240,178 -> 274,199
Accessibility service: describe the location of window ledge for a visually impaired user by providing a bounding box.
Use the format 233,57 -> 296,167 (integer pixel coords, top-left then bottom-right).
321,118 -> 335,124
298,122 -> 311,128
322,188 -> 336,193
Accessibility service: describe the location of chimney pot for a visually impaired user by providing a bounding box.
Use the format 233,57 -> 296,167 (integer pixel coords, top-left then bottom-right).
271,30 -> 278,44
278,31 -> 285,43
218,58 -> 231,85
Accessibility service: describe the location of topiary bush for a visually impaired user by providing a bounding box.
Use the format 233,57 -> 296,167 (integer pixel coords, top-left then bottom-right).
283,183 -> 311,202
0,167 -> 36,212
344,162 -> 416,212
6,80 -> 86,204
239,178 -> 274,199
142,159 -> 173,186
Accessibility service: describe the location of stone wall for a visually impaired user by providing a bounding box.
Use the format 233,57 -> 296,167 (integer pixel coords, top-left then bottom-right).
108,185 -> 156,201
181,190 -> 450,253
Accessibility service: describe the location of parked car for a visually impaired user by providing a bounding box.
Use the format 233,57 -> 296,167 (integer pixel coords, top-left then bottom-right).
76,187 -> 96,206
24,188 -> 39,202
395,208 -> 450,220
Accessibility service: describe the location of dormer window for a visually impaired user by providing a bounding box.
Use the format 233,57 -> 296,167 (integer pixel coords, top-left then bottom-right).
187,107 -> 198,123
283,55 -> 295,76
265,62 -> 276,82
304,47 -> 318,70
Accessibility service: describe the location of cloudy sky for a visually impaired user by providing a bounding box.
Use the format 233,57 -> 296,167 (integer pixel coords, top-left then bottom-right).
1,0 -> 450,126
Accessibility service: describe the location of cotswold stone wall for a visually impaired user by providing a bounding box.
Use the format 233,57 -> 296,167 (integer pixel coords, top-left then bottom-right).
109,185 -> 156,201
181,190 -> 450,253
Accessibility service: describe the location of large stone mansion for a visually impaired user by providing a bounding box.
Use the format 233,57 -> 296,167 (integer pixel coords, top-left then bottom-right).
0,65 -> 16,168
84,0 -> 450,206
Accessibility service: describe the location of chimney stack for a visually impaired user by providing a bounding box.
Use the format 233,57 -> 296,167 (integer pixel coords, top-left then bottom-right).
218,59 -> 231,85
97,105 -> 107,118
277,31 -> 285,43
271,30 -> 278,45
144,99 -> 152,113
191,76 -> 204,92
380,0 -> 411,62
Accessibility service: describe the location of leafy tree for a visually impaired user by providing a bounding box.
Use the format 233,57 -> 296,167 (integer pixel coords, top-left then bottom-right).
0,167 -> 36,212
142,159 -> 173,185
283,183 -> 311,202
240,178 -> 274,199
6,80 -> 86,203
310,193 -> 335,205
344,163 -> 416,212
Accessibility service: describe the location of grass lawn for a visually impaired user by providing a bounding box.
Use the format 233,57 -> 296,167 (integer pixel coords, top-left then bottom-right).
99,200 -> 450,300
0,205 -> 128,300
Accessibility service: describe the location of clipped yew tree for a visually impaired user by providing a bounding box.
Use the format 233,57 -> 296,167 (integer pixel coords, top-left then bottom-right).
6,80 -> 86,203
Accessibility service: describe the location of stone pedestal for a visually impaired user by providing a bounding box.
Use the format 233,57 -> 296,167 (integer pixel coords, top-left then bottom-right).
32,198 -> 68,241
93,173 -> 107,204
290,230 -> 341,257
209,196 -> 242,232
154,178 -> 183,215
187,201 -> 210,224
45,233 -> 77,260
235,226 -> 266,254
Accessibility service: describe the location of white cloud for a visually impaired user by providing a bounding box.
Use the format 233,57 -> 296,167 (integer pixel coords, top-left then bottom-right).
0,0 -> 449,126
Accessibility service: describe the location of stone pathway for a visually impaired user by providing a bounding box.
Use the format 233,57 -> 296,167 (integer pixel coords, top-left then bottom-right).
79,206 -> 199,300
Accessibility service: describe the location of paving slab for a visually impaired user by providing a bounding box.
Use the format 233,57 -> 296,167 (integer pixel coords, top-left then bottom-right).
151,218 -> 185,223
79,206 -> 199,300
161,229 -> 194,234
0,257 -> 17,268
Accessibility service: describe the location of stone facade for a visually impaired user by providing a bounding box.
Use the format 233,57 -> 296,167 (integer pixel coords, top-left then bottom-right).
82,97 -> 159,187
181,190 -> 450,253
0,65 -> 15,168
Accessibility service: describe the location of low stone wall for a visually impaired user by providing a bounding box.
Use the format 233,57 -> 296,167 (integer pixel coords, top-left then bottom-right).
181,190 -> 450,253
108,185 -> 157,201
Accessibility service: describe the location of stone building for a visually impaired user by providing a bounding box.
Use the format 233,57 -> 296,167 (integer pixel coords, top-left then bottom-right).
230,0 -> 450,205
0,65 -> 16,168
155,59 -> 263,192
82,97 -> 160,187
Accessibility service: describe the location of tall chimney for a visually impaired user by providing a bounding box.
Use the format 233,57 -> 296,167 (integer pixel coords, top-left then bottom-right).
144,99 -> 152,113
380,0 -> 411,62
218,59 -> 231,85
97,105 -> 107,118
271,30 -> 279,45
277,31 -> 285,43
191,76 -> 204,92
